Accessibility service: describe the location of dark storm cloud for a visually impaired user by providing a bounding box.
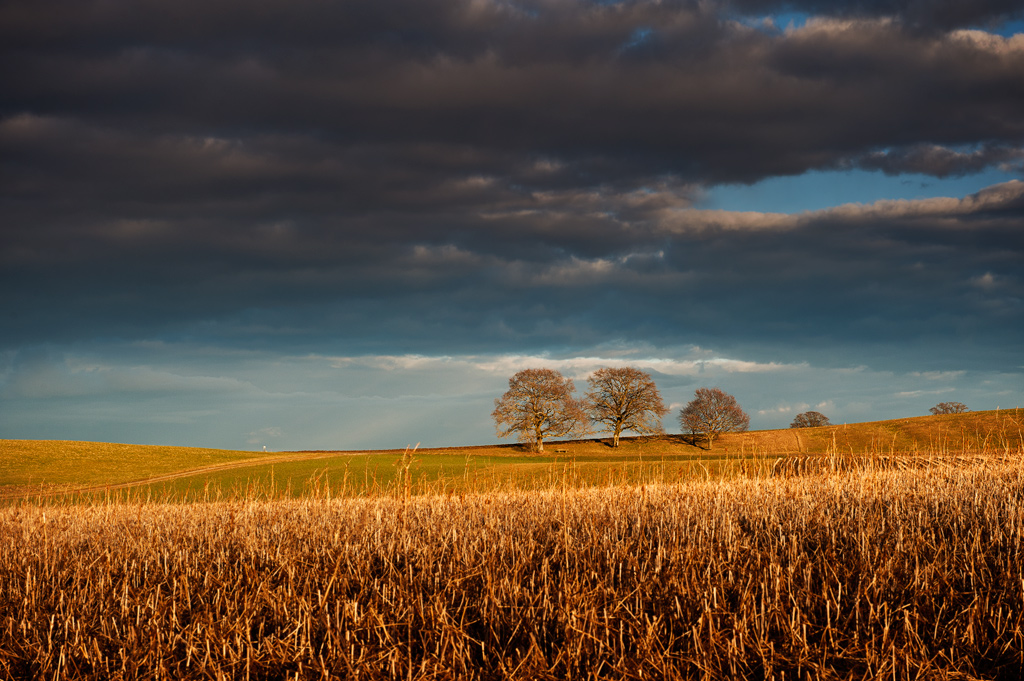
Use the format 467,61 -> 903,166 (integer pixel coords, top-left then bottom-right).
1,0 -> 1022,371
728,0 -> 1024,31
3,0 -> 1023,185
4,153 -> 1022,370
852,144 -> 1024,178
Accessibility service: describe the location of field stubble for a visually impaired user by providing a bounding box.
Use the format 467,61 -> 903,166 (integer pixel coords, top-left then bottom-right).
3,451 -> 1024,680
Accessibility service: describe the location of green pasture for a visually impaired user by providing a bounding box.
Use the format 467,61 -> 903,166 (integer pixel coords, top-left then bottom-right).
2,409 -> 1019,503
0,440 -> 269,491
127,449 -> 774,501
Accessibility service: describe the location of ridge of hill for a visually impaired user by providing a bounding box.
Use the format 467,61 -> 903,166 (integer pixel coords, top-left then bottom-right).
709,407 -> 1023,456
2,409 -> 1020,499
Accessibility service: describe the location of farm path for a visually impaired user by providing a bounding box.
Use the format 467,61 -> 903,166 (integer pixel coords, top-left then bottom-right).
0,449 -> 376,500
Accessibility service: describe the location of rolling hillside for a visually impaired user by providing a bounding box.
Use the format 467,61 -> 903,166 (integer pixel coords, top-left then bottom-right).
2,409 -> 1020,500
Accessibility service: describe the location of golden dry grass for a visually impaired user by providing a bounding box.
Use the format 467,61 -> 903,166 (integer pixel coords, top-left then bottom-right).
6,410 -> 1020,502
705,408 -> 1024,457
2,453 -> 1023,679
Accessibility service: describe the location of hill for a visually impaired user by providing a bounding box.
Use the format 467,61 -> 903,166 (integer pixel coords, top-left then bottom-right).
708,407 -> 1023,456
2,409 -> 1020,500
0,440 -> 274,496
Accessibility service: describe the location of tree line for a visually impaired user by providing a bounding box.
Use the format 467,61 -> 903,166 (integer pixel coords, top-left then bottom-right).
492,367 -> 971,451
492,367 -> 748,452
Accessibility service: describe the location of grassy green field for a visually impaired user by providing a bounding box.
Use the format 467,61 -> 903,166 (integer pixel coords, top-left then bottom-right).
2,408 -> 1021,502
0,440 -> 271,492
139,447 -> 763,500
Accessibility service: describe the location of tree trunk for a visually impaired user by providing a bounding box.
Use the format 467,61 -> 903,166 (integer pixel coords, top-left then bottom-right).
612,428 -> 621,447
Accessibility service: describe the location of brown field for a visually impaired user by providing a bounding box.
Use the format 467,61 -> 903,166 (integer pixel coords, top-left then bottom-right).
2,447 -> 1023,679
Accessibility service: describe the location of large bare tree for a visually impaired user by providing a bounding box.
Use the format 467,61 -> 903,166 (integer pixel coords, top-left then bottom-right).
585,367 -> 668,447
679,387 -> 750,449
492,368 -> 588,452
930,402 -> 969,415
790,411 -> 831,428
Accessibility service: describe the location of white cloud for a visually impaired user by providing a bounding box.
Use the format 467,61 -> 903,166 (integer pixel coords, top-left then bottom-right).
654,180 -> 1024,233
909,370 -> 967,381
247,426 -> 283,445
949,30 -> 1024,55
406,244 -> 483,269
894,388 -> 955,398
312,351 -> 804,380
757,403 -> 811,416
4,340 -> 1017,451
530,256 -> 618,285
1,351 -> 259,400
970,272 -> 999,290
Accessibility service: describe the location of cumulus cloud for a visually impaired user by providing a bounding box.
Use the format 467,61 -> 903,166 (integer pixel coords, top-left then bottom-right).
247,427 -> 282,446
856,144 -> 1024,178
4,340 -> 1016,449
2,175 -> 1022,371
757,403 -> 811,416
909,371 -> 968,380
895,388 -> 957,398
0,349 -> 259,400
970,272 -> 1001,290
320,352 -> 803,380
4,1 -> 1024,193
730,0 -> 1024,32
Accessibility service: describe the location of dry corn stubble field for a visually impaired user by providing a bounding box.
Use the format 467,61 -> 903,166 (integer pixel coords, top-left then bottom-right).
3,451 -> 1024,680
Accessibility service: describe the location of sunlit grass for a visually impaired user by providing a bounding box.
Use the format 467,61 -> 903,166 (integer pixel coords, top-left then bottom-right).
3,409 -> 1020,504
137,450 -> 772,501
0,440 -> 269,492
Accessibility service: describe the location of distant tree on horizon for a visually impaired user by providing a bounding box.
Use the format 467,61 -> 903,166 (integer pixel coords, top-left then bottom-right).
790,411 -> 831,428
492,368 -> 589,452
679,387 -> 749,450
585,367 -> 669,447
930,401 -> 969,415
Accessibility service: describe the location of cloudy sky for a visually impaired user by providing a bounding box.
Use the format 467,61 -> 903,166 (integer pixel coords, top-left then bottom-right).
2,0 -> 1022,451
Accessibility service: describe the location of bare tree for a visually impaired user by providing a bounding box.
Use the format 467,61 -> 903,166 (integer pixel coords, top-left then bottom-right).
790,411 -> 831,428
492,368 -> 588,452
679,387 -> 750,449
585,367 -> 669,447
930,401 -> 969,415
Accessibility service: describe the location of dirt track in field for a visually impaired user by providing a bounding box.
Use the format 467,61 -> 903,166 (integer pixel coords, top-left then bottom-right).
0,441 -> 534,500
0,450 -> 373,500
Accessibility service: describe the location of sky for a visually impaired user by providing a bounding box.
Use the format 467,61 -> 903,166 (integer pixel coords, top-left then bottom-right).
1,0 -> 1022,451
